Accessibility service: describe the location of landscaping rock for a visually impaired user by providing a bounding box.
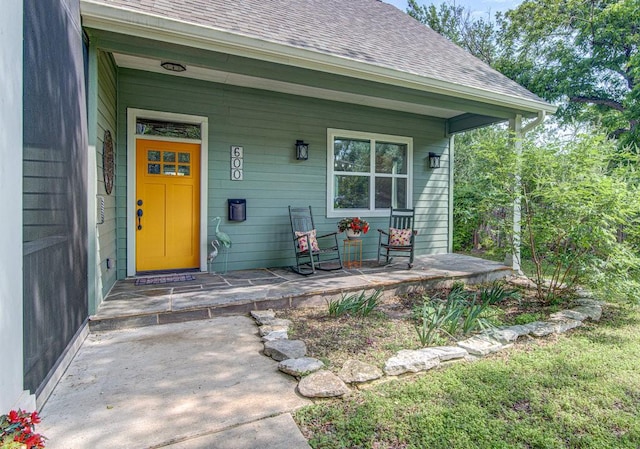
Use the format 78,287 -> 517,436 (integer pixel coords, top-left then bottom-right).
502,324 -> 532,337
508,276 -> 537,289
258,318 -> 293,327
424,346 -> 468,362
457,335 -> 505,356
575,297 -> 605,306
552,319 -> 582,333
338,359 -> 383,384
278,357 -> 324,377
574,288 -> 594,298
258,325 -> 289,337
572,305 -> 602,322
250,309 -> 275,325
383,349 -> 440,376
263,339 -> 307,361
525,321 -> 557,337
297,370 -> 350,398
482,328 -> 519,344
550,309 -> 588,322
261,330 -> 288,342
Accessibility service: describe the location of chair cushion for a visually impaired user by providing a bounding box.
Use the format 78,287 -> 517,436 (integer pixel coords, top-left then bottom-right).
295,229 -> 320,252
389,227 -> 412,246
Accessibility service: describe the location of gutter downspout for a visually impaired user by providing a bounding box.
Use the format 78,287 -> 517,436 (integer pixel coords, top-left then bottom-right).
522,110 -> 546,134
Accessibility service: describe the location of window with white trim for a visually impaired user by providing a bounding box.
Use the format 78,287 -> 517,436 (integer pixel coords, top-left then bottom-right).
327,129 -> 412,218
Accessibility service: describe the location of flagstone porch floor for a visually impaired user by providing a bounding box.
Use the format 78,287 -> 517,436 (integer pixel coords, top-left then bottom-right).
91,253 -> 513,331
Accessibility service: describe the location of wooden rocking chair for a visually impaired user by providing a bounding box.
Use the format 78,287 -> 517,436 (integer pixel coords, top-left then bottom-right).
377,208 -> 417,268
289,206 -> 342,275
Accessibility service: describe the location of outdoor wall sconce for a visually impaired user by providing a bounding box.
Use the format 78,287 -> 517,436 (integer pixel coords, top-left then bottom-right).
296,140 -> 309,160
428,152 -> 441,169
161,61 -> 187,72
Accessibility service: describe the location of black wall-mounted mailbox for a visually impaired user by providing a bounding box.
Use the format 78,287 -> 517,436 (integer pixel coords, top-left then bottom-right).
228,199 -> 246,222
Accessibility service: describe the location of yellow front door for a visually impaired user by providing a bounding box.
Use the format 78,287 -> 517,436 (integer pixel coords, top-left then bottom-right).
135,139 -> 200,272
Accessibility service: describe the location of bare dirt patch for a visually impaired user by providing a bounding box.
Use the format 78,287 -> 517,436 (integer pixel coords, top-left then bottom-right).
278,279 -> 566,371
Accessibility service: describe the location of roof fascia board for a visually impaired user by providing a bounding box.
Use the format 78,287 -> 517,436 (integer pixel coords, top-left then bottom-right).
80,1 -> 557,116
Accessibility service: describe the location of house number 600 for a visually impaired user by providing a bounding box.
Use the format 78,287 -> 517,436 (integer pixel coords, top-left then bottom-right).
230,146 -> 244,181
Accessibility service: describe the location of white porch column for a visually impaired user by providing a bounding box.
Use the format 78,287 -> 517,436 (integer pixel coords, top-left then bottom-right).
448,134 -> 455,253
87,44 -> 100,315
506,115 -> 523,274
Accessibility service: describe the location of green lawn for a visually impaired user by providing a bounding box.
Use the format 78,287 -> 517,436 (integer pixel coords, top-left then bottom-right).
294,304 -> 640,448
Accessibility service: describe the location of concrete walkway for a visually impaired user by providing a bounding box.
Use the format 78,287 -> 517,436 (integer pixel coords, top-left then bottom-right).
39,316 -> 311,449
39,253 -> 512,448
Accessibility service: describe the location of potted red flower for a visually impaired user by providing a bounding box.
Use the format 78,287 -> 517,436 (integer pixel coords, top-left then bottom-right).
337,217 -> 370,239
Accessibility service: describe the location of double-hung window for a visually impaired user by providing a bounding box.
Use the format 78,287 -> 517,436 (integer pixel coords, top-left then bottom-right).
327,129 -> 412,218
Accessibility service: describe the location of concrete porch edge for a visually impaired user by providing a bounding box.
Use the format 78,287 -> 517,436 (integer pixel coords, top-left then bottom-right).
90,254 -> 513,332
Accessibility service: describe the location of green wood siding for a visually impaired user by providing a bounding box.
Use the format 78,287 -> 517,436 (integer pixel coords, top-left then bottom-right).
97,51 -> 118,292
116,68 -> 450,274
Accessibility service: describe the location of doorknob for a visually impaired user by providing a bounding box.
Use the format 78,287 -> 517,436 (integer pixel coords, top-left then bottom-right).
137,207 -> 143,230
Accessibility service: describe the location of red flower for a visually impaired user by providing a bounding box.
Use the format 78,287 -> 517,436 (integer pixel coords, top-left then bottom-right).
2,409 -> 46,449
7,410 -> 20,423
30,411 -> 41,425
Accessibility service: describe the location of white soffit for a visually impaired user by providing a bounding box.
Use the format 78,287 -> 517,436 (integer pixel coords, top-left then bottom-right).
113,53 -> 463,119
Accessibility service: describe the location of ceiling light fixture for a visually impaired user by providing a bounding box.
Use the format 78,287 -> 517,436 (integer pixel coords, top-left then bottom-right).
160,61 -> 187,72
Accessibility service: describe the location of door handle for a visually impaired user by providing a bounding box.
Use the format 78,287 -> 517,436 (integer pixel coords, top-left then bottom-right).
137,208 -> 143,230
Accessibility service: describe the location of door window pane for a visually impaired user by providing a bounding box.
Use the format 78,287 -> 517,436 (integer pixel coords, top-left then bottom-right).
163,152 -> 176,162
178,152 -> 190,163
163,165 -> 176,176
147,150 -> 161,162
178,165 -> 190,176
148,163 -> 161,174
136,118 -> 201,139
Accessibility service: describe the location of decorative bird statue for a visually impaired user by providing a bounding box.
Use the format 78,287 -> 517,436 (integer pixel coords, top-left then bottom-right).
212,216 -> 232,248
208,239 -> 220,263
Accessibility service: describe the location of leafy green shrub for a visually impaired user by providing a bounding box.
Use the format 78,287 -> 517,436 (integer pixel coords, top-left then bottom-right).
327,289 -> 383,318
454,128 -> 640,303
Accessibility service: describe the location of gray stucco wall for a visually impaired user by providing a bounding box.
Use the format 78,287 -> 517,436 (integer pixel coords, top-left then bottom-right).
23,0 -> 88,395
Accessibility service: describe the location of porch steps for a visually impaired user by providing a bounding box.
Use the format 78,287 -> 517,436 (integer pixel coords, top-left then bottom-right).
89,254 -> 513,332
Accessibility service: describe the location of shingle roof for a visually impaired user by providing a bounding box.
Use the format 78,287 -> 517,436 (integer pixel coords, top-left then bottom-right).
87,0 -> 548,106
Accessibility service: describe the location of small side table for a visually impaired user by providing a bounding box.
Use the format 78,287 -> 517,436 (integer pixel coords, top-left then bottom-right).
343,238 -> 363,269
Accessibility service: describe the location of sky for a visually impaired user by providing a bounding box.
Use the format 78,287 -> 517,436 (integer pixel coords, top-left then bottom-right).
383,0 -> 524,19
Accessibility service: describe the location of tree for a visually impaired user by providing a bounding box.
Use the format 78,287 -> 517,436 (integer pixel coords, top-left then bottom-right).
497,0 -> 640,148
407,0 -> 498,65
408,0 -> 639,146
